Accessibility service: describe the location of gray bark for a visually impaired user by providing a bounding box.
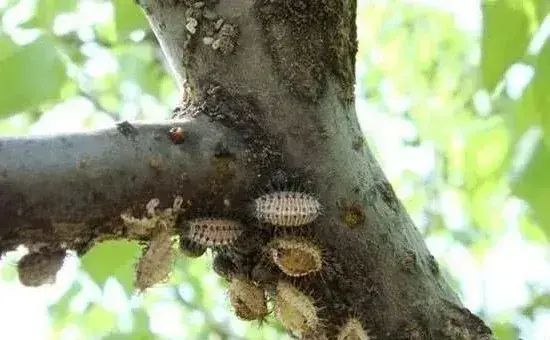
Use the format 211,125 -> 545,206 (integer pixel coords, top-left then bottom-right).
0,0 -> 493,339
0,119 -> 253,253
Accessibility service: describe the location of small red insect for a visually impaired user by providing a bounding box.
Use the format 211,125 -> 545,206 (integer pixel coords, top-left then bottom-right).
168,127 -> 185,144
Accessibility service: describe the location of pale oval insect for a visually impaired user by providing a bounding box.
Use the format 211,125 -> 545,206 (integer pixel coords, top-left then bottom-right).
275,281 -> 319,334
253,191 -> 321,227
337,318 -> 372,340
135,229 -> 175,291
186,218 -> 243,246
228,277 -> 269,321
268,237 -> 323,277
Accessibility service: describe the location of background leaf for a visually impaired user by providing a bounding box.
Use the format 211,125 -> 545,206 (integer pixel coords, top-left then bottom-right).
511,140 -> 550,239
80,240 -> 142,294
0,36 -> 67,118
25,0 -> 77,30
481,0 -> 531,91
113,0 -> 149,39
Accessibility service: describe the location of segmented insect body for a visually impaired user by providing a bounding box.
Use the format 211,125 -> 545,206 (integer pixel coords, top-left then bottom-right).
337,318 -> 371,340
135,229 -> 175,291
274,282 -> 319,334
269,237 -> 322,277
254,191 -> 321,227
228,277 -> 269,321
186,218 -> 243,246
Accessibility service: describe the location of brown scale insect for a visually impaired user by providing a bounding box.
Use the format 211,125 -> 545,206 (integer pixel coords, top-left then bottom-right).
135,229 -> 175,291
17,250 -> 66,287
253,191 -> 321,227
228,277 -> 269,321
268,237 -> 323,277
185,218 -> 243,247
337,318 -> 372,340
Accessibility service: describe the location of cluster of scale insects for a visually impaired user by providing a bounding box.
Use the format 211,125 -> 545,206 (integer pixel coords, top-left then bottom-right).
180,190 -> 372,340
16,190 -> 370,340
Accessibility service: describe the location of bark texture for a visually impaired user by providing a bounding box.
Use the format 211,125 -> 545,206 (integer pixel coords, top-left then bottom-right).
0,0 -> 494,339
0,119 -> 254,253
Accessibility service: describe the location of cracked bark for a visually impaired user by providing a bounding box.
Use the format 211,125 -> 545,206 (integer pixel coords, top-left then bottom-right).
0,0 -> 493,339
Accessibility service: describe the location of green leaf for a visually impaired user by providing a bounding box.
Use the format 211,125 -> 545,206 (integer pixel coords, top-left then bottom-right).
535,0 -> 550,22
491,321 -> 520,340
518,212 -> 548,242
0,36 -> 67,118
83,305 -> 117,335
512,82 -> 540,139
0,34 -> 17,60
467,178 -> 507,234
481,0 -> 531,91
533,39 -> 550,148
521,292 -> 550,318
113,0 -> 148,39
25,0 -> 77,30
48,283 -> 81,326
463,117 -> 511,186
103,309 -> 151,340
117,45 -> 162,97
511,140 -> 550,239
80,240 -> 142,294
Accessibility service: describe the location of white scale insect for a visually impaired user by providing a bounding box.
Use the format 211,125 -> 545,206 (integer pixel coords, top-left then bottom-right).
253,191 -> 321,227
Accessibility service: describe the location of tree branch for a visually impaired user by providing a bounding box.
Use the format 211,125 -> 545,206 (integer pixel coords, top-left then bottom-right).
0,118 -> 254,254
136,0 -> 494,339
0,0 -> 494,338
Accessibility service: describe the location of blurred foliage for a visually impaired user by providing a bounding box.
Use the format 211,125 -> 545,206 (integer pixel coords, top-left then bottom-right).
0,0 -> 550,339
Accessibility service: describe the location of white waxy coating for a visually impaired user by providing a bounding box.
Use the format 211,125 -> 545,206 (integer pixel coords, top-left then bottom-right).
254,191 -> 321,227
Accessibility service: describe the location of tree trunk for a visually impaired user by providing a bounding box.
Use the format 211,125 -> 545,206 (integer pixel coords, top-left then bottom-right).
0,0 -> 493,339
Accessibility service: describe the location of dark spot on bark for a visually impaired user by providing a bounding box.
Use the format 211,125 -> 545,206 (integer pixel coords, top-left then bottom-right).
60,137 -> 73,148
214,141 -> 232,157
341,203 -> 366,228
352,135 -> 365,151
149,155 -> 163,170
376,180 -> 400,212
428,255 -> 440,276
89,191 -> 106,204
116,121 -> 139,139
